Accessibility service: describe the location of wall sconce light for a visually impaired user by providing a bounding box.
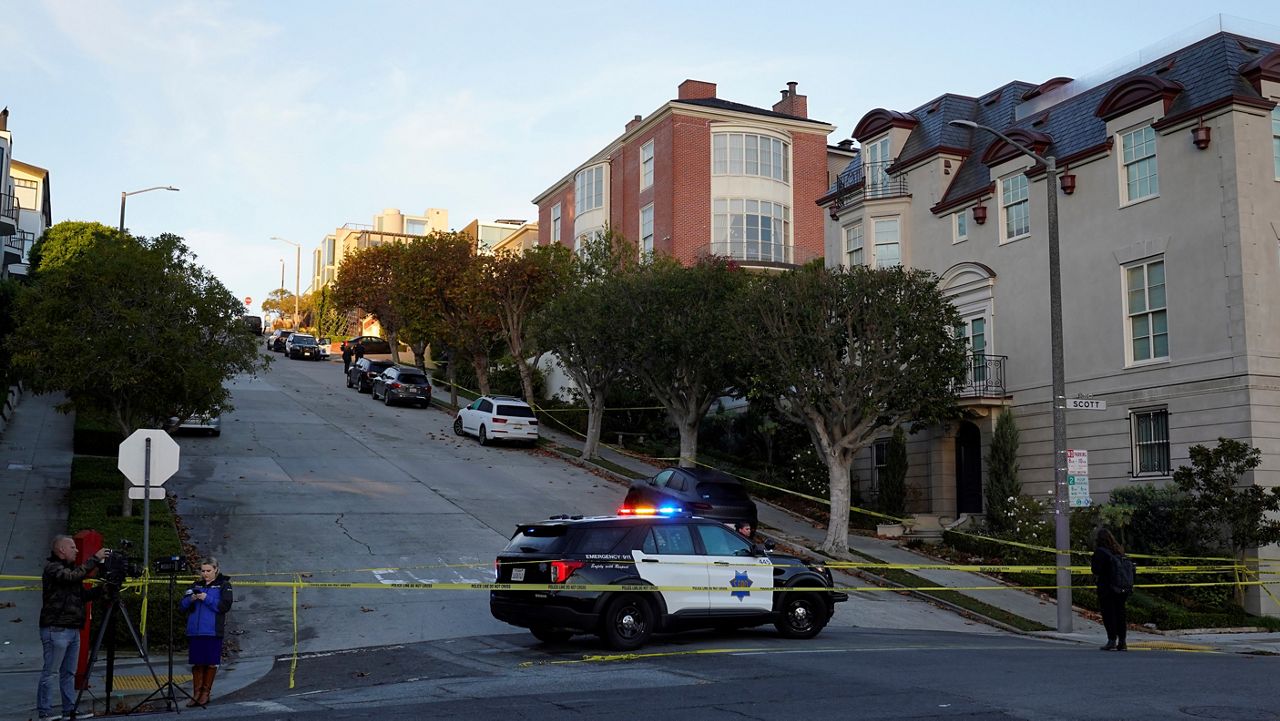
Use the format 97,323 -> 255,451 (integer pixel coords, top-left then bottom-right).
1059,168 -> 1077,195
972,203 -> 987,225
943,159 -> 953,176
1191,118 -> 1211,150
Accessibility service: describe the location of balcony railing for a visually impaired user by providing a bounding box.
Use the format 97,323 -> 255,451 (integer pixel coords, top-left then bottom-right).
954,353 -> 1008,398
696,242 -> 822,269
827,161 -> 909,216
0,191 -> 18,226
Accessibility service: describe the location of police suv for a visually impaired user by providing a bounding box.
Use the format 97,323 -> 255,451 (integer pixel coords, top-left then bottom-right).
490,511 -> 847,650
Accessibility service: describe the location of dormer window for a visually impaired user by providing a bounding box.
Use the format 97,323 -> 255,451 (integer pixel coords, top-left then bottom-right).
864,136 -> 892,197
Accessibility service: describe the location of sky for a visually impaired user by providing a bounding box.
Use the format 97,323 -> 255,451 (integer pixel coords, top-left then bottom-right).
5,1 -> 1280,314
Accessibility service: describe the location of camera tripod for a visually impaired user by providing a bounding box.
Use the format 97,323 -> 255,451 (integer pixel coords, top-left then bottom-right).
73,584 -> 164,716
132,566 -> 196,712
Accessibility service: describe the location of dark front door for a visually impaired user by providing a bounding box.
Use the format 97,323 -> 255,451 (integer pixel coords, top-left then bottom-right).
955,422 -> 983,515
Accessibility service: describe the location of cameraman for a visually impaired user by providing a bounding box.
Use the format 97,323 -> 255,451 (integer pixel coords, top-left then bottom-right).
38,535 -> 107,721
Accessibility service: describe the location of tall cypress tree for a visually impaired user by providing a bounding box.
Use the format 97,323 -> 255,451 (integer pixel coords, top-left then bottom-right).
984,410 -> 1022,532
879,426 -> 909,518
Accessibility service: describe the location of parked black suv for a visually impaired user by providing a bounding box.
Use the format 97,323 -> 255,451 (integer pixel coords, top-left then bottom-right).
621,467 -> 759,536
491,513 -> 846,650
346,358 -> 394,393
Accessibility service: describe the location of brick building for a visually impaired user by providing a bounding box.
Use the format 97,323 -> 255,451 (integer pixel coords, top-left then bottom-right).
532,80 -> 834,268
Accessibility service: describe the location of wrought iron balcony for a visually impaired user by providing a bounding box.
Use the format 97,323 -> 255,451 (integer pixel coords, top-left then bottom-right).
0,191 -> 18,230
827,161 -> 909,217
954,353 -> 1007,398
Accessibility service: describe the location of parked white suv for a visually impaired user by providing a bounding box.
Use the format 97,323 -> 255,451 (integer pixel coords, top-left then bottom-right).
453,395 -> 539,446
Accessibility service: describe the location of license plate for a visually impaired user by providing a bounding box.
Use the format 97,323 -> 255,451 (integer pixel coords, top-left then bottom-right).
511,567 -> 525,581
511,423 -> 524,430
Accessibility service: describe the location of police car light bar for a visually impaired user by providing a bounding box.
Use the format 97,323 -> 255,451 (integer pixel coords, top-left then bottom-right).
617,505 -> 684,516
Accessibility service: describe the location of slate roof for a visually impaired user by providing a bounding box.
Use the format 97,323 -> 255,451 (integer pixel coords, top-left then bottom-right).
826,32 -> 1280,213
674,97 -> 830,126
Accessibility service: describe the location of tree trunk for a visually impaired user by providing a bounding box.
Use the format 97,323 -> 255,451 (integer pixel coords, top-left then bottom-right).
819,453 -> 854,555
676,416 -> 699,468
388,328 -> 401,365
446,351 -> 458,408
473,353 -> 491,397
121,484 -> 133,517
583,387 -> 606,460
515,354 -> 538,408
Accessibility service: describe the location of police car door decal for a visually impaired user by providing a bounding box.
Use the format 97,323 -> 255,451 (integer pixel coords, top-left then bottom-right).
696,524 -> 773,613
631,526 -> 710,614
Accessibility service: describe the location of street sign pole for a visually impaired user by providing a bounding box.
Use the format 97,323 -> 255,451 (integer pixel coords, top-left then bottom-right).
143,437 -> 151,654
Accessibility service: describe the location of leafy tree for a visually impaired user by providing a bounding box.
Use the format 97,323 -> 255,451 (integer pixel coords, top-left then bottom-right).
738,264 -> 967,555
984,410 -> 1022,533
333,243 -> 406,363
1173,438 -> 1280,558
392,237 -> 446,372
0,279 -> 20,388
262,287 -> 299,325
309,286 -> 347,341
536,228 -> 635,460
614,256 -> 748,467
488,244 -> 576,406
9,225 -> 264,515
27,220 -> 120,273
412,231 -> 501,397
878,426 -> 909,517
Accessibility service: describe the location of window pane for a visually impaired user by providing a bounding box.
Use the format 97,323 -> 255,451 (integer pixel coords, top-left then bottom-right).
713,135 -> 727,174
729,134 -> 743,174
745,135 -> 758,175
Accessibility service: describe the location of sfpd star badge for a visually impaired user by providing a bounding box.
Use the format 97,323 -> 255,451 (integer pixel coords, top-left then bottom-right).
729,570 -> 752,600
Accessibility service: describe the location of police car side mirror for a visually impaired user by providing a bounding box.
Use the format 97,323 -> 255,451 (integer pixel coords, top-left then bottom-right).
753,540 -> 776,555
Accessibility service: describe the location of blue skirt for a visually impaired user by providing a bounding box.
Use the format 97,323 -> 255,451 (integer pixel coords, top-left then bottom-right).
188,636 -> 223,666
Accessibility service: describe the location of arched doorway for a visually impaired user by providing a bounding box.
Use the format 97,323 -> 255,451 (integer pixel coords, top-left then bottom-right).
955,422 -> 983,515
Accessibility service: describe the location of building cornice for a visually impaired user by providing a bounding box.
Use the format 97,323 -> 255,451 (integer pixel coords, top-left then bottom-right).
1150,94 -> 1277,132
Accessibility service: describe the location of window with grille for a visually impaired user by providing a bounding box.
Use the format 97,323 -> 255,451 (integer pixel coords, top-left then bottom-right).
1130,408 -> 1170,475
844,223 -> 863,266
1001,173 -> 1030,242
641,140 -> 654,189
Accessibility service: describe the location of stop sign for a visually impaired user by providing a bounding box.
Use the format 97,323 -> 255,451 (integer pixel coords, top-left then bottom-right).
244,296 -> 252,306
118,429 -> 181,493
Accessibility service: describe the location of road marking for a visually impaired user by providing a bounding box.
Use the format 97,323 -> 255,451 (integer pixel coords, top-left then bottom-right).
521,642 -> 1116,666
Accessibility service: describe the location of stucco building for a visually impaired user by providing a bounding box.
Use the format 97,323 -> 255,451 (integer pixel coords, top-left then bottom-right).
820,24 -> 1280,614
532,80 -> 834,268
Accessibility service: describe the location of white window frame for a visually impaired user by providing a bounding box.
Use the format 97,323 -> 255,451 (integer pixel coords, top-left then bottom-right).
550,203 -> 561,244
844,222 -> 864,266
1124,257 -> 1168,365
1271,106 -> 1280,181
864,136 -> 892,196
641,140 -> 654,190
710,198 -> 792,263
1130,407 -> 1171,477
872,217 -> 900,268
1000,173 -> 1030,243
640,203 -> 654,255
574,165 -> 605,215
712,131 -> 790,183
953,210 -> 968,244
1120,124 -> 1159,205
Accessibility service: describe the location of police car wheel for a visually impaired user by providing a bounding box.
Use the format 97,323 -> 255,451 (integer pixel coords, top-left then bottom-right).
775,592 -> 826,639
529,626 -> 573,644
601,594 -> 654,650
453,417 -> 465,436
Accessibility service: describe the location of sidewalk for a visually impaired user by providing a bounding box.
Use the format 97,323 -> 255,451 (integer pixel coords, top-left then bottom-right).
536,423 -> 1280,656
0,393 -> 269,719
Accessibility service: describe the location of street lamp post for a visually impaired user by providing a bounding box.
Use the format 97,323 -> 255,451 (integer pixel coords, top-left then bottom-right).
272,237 -> 302,329
949,118 -> 1071,633
119,185 -> 180,233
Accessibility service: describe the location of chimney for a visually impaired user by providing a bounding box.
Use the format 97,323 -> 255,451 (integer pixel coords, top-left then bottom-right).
771,81 -> 808,119
836,139 -> 854,150
0,107 -> 8,132
625,114 -> 643,132
677,79 -> 717,100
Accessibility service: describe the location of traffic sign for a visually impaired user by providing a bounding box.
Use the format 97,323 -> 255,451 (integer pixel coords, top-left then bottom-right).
1067,398 -> 1106,410
118,429 -> 180,487
244,296 -> 253,306
1068,474 -> 1092,507
1066,449 -> 1088,475
127,487 -> 166,500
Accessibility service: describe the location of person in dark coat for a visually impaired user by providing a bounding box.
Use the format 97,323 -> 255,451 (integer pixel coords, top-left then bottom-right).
1091,528 -> 1130,651
341,341 -> 353,374
353,341 -> 366,361
38,535 -> 107,721
180,557 -> 234,706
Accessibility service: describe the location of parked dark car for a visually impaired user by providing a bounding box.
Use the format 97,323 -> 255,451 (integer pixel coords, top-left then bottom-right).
267,329 -> 294,352
346,335 -> 391,355
371,366 -> 433,407
346,358 -> 394,393
286,333 -> 322,360
620,467 -> 759,536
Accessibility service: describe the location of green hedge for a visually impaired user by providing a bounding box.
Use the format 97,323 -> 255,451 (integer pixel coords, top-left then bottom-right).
73,410 -> 125,457
67,456 -> 188,651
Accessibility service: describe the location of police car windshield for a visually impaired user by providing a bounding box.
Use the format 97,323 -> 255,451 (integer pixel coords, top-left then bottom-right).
505,526 -> 568,554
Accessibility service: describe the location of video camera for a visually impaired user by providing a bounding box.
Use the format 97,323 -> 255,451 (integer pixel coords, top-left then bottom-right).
100,539 -> 144,587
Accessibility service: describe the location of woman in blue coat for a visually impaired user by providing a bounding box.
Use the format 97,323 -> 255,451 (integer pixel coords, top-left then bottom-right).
180,557 -> 233,706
